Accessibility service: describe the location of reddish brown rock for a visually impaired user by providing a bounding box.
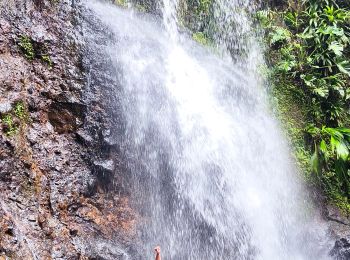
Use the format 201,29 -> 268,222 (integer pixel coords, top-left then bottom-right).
0,0 -> 136,259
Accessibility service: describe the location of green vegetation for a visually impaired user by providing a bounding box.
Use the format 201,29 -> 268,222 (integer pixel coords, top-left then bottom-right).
115,0 -> 127,8
2,114 -> 18,136
180,0 -> 214,44
18,35 -> 53,68
41,54 -> 52,68
195,0 -> 212,15
192,32 -> 209,45
18,36 -> 35,60
14,102 -> 26,120
1,101 -> 29,137
258,0 -> 350,213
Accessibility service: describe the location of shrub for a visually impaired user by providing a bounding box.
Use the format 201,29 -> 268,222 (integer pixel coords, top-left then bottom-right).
259,0 -> 350,213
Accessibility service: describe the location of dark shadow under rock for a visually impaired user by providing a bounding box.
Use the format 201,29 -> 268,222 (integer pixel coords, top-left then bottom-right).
48,101 -> 86,134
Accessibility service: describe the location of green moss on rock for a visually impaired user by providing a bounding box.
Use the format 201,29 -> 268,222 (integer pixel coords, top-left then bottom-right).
18,35 -> 35,60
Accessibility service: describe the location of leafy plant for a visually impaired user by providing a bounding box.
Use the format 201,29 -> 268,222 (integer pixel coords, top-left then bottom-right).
115,0 -> 127,7
18,36 -> 35,60
196,0 -> 212,15
260,0 -> 350,212
2,114 -> 18,136
269,26 -> 291,45
41,54 -> 52,68
18,35 -> 53,67
14,102 -> 27,120
307,126 -> 350,199
1,102 -> 29,137
192,32 -> 209,45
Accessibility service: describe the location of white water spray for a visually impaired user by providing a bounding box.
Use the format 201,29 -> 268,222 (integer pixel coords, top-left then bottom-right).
85,0 -> 331,259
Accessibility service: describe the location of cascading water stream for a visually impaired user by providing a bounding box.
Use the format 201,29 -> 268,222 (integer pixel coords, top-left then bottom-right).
84,0 -> 332,259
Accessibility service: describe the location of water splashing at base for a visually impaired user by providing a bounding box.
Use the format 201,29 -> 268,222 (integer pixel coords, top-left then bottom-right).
84,0 -> 332,259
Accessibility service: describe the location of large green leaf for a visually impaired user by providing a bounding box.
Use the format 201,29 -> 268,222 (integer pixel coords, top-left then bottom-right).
270,27 -> 291,44
336,140 -> 349,160
320,139 -> 329,162
301,74 -> 316,87
318,25 -> 344,36
328,41 -> 344,56
313,87 -> 329,97
337,128 -> 350,139
325,127 -> 344,140
336,60 -> 350,76
305,124 -> 321,136
330,135 -> 339,153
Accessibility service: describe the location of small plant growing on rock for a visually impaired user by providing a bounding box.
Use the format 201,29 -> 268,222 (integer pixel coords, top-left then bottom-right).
14,101 -> 26,120
114,0 -> 127,7
41,54 -> 52,68
193,32 -> 209,45
18,36 -> 53,68
18,36 -> 35,60
2,114 -> 18,136
1,101 -> 29,137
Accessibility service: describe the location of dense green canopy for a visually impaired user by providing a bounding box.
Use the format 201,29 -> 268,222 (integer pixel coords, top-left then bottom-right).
259,0 -> 350,213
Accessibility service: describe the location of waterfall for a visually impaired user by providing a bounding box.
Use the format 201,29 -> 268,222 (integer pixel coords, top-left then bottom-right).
84,0 -> 332,259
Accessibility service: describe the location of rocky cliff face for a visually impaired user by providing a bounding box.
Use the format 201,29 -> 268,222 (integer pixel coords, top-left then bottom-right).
1,0 -> 350,259
325,204 -> 350,260
0,1 -> 135,259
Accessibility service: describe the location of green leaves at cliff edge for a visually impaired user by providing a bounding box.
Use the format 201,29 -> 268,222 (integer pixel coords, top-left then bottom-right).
260,0 -> 350,211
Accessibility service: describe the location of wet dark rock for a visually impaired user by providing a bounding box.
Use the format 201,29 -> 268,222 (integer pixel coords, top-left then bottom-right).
103,135 -> 119,147
0,0 -> 135,258
102,128 -> 121,148
311,197 -> 350,259
48,101 -> 86,134
81,239 -> 129,260
324,204 -> 350,244
326,205 -> 350,227
94,159 -> 115,174
27,214 -> 37,222
330,237 -> 350,260
76,129 -> 94,145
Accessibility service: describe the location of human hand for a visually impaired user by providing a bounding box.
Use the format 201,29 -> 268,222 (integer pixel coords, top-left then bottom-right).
154,246 -> 161,255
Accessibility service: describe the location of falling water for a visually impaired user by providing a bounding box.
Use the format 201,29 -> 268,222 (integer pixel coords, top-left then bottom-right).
84,0 -> 332,259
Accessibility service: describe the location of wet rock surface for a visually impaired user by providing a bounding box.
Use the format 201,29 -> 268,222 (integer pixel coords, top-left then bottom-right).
0,0 -> 135,259
331,237 -> 350,260
324,204 -> 350,259
1,0 -> 349,259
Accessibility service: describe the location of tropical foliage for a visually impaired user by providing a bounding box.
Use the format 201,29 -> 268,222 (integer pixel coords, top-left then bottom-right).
259,0 -> 350,212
